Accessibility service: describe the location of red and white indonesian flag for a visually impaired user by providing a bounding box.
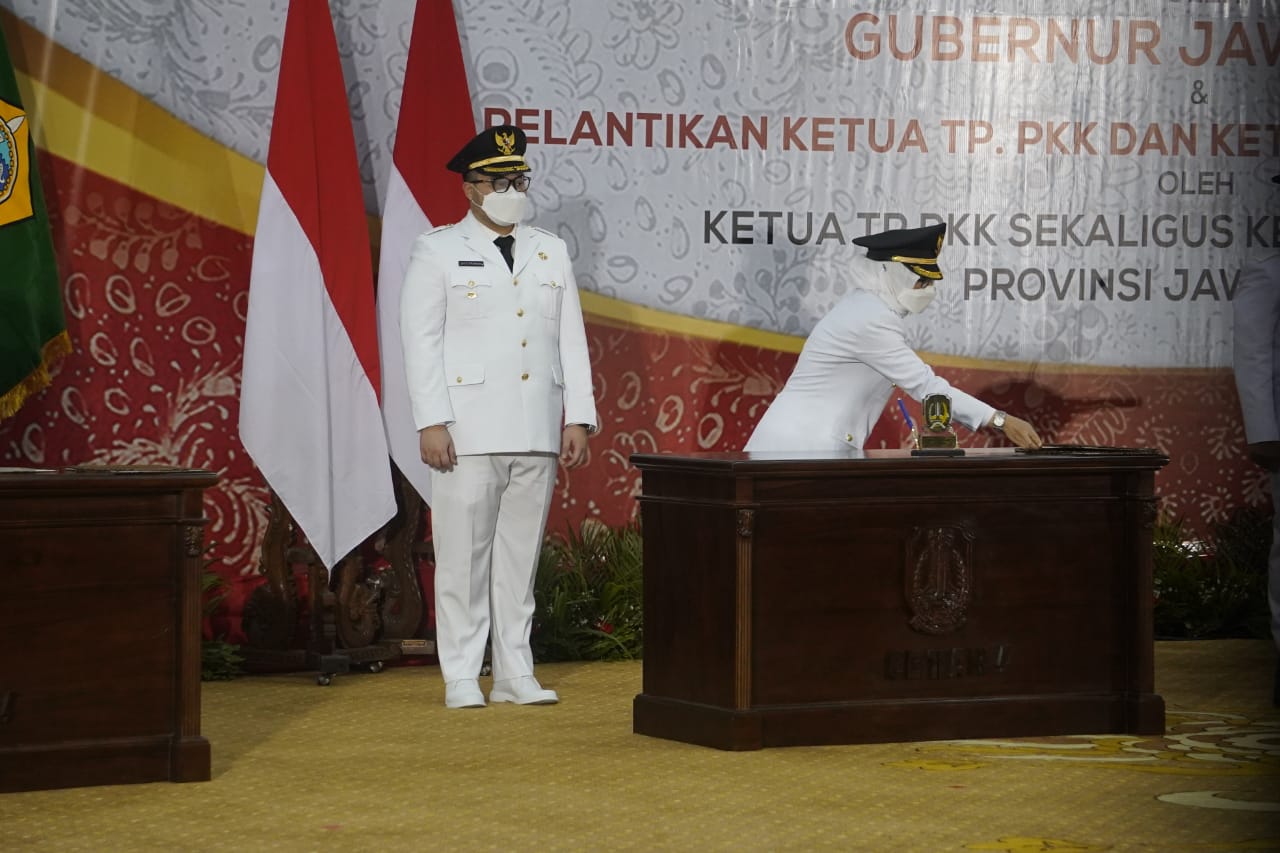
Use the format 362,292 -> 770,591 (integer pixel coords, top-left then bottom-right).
239,0 -> 396,570
376,0 -> 476,502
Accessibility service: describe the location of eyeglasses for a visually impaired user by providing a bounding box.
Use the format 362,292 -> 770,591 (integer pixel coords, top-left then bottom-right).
467,175 -> 532,193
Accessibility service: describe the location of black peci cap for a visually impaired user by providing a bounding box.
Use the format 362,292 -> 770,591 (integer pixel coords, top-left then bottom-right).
446,124 -> 530,175
852,223 -> 947,280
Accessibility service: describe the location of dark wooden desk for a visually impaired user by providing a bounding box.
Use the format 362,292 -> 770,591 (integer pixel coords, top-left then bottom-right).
631,448 -> 1168,750
0,467 -> 216,790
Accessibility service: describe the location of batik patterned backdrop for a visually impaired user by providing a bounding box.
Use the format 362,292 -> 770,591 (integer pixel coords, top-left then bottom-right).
0,1 -> 1275,639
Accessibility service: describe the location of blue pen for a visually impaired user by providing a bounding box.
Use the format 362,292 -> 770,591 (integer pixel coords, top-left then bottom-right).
896,398 -> 915,432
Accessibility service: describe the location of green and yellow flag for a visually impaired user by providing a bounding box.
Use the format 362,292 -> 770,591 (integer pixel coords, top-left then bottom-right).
0,22 -> 67,420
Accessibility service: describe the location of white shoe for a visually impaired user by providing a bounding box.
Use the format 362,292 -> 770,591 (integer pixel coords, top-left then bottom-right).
490,675 -> 558,705
445,678 -> 486,709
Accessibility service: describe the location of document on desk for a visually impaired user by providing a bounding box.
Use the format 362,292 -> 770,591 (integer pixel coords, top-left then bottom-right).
1017,444 -> 1141,455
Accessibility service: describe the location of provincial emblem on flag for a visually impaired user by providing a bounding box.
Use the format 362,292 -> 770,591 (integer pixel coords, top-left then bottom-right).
0,97 -> 33,225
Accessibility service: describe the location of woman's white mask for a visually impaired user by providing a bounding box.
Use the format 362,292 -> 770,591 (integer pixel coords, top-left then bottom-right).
479,190 -> 529,226
862,262 -> 938,316
893,283 -> 936,314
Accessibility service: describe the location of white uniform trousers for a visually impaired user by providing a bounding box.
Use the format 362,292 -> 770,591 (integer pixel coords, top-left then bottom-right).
430,453 -> 557,683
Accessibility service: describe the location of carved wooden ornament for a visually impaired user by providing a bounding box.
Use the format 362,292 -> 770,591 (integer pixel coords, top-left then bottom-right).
905,524 -> 974,635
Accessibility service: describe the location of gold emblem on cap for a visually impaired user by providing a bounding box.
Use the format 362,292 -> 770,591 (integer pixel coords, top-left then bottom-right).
495,131 -> 516,156
537,252 -> 547,260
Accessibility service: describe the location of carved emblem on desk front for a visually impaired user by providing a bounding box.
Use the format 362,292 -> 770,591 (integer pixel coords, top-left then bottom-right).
736,509 -> 754,538
183,523 -> 205,558
905,524 -> 974,635
1140,498 -> 1159,530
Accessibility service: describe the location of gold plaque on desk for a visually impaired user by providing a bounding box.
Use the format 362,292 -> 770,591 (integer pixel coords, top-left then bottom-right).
918,393 -> 958,449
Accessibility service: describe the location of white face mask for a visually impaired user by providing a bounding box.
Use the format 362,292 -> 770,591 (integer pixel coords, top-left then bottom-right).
862,263 -> 939,316
478,190 -> 529,226
893,283 -> 936,314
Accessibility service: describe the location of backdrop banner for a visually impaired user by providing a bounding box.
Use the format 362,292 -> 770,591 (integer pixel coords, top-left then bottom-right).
0,1 -> 1275,635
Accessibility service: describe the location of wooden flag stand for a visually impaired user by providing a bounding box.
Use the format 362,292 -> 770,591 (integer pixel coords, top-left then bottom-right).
240,469 -> 435,685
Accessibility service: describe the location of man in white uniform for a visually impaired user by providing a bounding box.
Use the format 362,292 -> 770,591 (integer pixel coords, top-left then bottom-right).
746,223 -> 1042,452
1231,172 -> 1280,706
400,126 -> 597,709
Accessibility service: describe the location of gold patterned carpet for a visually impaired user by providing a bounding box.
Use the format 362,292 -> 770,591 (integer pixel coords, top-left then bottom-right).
2,640 -> 1277,852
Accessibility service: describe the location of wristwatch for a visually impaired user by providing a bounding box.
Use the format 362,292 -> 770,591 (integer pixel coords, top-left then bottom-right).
991,411 -> 1007,431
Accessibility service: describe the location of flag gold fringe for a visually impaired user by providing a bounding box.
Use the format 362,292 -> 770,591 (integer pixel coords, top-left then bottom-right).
0,330 -> 72,420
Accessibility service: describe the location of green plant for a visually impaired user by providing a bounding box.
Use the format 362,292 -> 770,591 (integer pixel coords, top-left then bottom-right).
201,638 -> 244,681
1152,508 -> 1270,640
532,519 -> 643,662
201,567 -> 244,681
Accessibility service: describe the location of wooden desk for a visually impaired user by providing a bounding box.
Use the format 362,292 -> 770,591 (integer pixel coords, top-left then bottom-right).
631,448 -> 1167,750
0,467 -> 217,790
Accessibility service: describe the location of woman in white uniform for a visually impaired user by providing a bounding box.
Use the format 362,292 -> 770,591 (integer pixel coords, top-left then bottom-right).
745,223 -> 1042,452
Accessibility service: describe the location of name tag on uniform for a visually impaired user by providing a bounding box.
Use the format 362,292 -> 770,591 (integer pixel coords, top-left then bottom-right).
458,260 -> 484,267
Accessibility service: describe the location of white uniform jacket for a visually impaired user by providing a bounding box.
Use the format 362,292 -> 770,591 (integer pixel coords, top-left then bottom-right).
746,289 -> 994,452
1233,254 -> 1280,445
399,211 -> 598,455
